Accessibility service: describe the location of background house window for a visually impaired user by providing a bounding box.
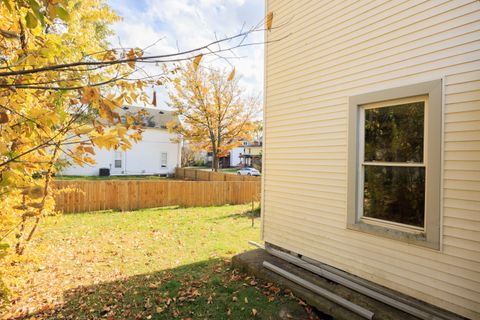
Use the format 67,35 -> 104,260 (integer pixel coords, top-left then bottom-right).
360,99 -> 426,228
347,80 -> 442,249
161,152 -> 168,168
114,151 -> 122,168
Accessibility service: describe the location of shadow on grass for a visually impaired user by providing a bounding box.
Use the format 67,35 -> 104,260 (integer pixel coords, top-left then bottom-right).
209,208 -> 261,222
22,259 -> 315,320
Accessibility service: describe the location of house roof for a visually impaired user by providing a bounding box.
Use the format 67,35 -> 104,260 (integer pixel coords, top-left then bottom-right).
119,106 -> 177,129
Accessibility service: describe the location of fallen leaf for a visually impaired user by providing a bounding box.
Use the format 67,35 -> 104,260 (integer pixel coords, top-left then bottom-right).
252,308 -> 258,316
298,299 -> 307,306
269,286 -> 281,294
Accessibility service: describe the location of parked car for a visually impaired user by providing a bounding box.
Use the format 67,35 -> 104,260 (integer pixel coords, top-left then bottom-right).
237,167 -> 260,176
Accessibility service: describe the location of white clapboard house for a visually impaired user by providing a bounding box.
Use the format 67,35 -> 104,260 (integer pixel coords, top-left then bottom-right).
60,106 -> 181,176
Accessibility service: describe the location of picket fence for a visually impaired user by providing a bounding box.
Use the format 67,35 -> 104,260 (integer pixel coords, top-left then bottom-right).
53,180 -> 261,213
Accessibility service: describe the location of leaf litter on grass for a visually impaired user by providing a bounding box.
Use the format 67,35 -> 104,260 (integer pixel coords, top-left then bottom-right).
1,205 -> 324,319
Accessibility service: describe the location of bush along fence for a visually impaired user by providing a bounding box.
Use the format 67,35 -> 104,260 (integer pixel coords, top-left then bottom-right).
176,168 -> 260,182
53,180 -> 261,213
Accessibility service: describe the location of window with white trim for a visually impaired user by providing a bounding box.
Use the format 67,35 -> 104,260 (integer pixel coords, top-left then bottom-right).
347,80 -> 442,249
161,152 -> 168,168
114,151 -> 123,168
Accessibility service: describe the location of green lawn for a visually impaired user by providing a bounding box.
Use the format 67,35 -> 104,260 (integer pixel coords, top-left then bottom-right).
2,205 -> 318,319
54,175 -> 169,181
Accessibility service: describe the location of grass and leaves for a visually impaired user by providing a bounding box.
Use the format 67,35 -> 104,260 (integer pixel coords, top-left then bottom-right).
1,205 -> 320,319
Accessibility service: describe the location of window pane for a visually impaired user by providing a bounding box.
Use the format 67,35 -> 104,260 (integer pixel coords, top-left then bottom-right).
114,160 -> 122,168
161,153 -> 167,167
364,102 -> 424,162
363,166 -> 425,227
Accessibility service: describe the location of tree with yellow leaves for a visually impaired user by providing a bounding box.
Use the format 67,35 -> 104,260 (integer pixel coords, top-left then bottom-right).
0,0 -> 273,259
167,62 -> 259,171
0,0 -> 150,257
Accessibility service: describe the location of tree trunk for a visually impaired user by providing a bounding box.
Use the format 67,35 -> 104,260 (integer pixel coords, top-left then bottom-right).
212,153 -> 219,172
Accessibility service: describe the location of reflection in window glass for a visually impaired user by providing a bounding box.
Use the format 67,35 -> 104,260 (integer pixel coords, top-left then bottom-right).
364,102 -> 424,163
363,166 -> 425,227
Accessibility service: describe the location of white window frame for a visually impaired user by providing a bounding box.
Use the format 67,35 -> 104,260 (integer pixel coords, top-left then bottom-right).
114,151 -> 123,169
347,80 -> 442,250
161,152 -> 168,168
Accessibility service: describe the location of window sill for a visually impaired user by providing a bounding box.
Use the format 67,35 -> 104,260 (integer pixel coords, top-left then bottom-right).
347,220 -> 439,250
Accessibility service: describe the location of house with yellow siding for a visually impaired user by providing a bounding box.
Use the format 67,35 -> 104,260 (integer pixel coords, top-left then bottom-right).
261,1 -> 480,318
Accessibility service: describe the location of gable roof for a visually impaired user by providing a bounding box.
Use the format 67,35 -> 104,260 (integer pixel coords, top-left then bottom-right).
119,105 -> 177,129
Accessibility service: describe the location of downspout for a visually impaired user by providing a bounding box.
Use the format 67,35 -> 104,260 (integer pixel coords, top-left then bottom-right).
264,261 -> 374,319
124,149 -> 127,175
260,0 -> 268,240
253,242 -> 454,320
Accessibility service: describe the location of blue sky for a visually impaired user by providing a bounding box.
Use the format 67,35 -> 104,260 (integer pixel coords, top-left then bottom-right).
108,0 -> 265,107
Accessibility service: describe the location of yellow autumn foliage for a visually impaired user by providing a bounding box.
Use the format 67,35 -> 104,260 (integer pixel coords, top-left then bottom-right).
168,63 -> 259,171
0,0 -> 149,260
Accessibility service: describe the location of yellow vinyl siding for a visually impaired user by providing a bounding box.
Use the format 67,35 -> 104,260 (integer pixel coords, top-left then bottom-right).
263,0 -> 480,318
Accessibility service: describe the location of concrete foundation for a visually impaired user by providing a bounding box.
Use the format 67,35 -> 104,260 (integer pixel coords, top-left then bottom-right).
232,249 -> 464,320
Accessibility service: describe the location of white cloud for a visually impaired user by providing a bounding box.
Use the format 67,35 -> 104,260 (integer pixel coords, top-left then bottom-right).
108,0 -> 264,106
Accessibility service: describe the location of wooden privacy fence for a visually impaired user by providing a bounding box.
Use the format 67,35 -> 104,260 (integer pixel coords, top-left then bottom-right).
176,168 -> 260,182
53,180 -> 261,213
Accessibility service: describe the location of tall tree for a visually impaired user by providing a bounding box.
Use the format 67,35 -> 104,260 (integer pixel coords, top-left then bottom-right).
0,0 -> 150,256
0,0 -> 272,256
167,63 -> 259,171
